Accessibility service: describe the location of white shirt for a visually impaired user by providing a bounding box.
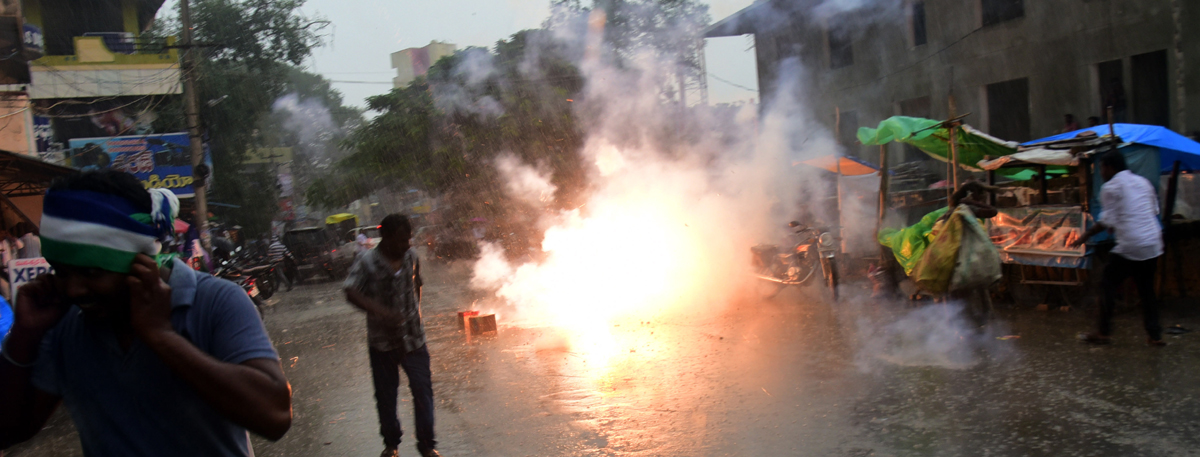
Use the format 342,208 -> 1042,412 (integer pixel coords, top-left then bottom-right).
1099,170 -> 1163,261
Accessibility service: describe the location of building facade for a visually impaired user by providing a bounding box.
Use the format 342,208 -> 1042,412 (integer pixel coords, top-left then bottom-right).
391,40 -> 456,88
0,0 -> 180,163
708,0 -> 1198,164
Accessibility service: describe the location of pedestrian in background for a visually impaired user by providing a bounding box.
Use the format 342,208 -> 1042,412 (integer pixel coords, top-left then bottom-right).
1060,113 -> 1080,133
267,237 -> 294,291
344,214 -> 440,457
1071,151 -> 1165,346
0,229 -> 20,302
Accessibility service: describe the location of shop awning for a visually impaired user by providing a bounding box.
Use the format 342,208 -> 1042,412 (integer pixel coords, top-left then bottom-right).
0,150 -> 76,197
1023,124 -> 1200,173
796,154 -> 879,176
857,116 -> 1020,172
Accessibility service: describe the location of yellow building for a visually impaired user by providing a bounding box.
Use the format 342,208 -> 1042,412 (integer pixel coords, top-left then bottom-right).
391,40 -> 456,88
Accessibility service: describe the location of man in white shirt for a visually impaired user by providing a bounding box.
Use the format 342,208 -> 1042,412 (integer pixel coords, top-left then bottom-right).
1071,151 -> 1165,346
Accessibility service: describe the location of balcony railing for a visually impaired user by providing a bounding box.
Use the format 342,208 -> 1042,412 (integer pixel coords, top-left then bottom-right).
32,35 -> 178,68
81,33 -> 170,55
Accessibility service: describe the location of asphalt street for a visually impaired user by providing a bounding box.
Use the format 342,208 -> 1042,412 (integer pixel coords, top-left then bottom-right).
8,253 -> 1200,456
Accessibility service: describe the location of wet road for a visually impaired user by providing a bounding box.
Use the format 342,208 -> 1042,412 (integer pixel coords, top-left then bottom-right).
8,255 -> 1200,456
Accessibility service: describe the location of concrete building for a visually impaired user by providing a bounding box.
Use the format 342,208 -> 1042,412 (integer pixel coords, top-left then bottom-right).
391,40 -> 456,88
0,0 -> 181,163
706,0 -> 1198,164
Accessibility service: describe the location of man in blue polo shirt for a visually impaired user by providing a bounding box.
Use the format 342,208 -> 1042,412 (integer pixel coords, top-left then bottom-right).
0,171 -> 292,456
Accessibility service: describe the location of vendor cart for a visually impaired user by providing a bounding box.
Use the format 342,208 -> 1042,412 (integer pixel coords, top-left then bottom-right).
1011,124 -> 1200,303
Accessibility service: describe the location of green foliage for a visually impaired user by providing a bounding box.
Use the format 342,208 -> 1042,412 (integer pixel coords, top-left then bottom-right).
307,29 -> 588,216
552,0 -> 710,65
305,2 -> 710,228
154,0 -> 343,237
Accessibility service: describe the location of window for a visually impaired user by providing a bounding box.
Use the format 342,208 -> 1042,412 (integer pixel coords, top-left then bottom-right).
827,18 -> 853,69
986,78 -> 1031,142
981,0 -> 1024,26
837,110 -> 861,158
911,2 -> 927,46
1096,59 -> 1124,122
1131,50 -> 1170,127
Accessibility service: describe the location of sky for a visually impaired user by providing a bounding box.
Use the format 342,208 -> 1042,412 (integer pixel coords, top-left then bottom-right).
290,0 -> 760,108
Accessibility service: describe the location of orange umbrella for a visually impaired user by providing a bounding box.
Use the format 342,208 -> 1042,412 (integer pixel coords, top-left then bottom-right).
795,154 -> 878,176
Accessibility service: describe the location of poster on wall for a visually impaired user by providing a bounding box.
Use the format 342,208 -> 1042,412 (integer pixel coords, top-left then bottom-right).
32,115 -> 64,163
67,133 -> 211,198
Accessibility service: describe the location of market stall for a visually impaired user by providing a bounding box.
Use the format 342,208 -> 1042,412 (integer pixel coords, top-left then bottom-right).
1015,124 -> 1200,299
860,116 -> 1091,302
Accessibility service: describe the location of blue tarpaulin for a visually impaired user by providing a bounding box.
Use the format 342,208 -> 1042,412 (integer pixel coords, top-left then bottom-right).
1024,124 -> 1200,173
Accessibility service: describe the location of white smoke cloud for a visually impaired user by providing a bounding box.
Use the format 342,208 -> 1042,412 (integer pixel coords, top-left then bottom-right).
455,0 -> 1002,382
464,12 -> 854,330
432,47 -> 507,117
272,93 -> 337,147
495,154 -> 557,207
852,301 -> 1017,370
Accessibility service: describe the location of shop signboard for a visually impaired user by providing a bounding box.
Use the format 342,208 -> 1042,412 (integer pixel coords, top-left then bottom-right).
8,258 -> 52,302
67,133 -> 211,198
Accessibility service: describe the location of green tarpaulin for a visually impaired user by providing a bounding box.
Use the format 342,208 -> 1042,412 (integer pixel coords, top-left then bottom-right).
857,116 -> 1020,172
878,206 -> 949,276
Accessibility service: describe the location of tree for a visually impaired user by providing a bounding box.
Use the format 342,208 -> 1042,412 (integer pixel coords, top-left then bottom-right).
152,0 -> 335,236
307,29 -> 587,212
551,0 -> 710,104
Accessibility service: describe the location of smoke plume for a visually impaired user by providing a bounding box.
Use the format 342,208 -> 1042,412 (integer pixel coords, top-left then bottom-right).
466,10 -> 850,333
272,93 -> 338,147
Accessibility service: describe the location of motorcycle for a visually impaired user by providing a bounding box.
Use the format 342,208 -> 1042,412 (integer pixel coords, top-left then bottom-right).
227,249 -> 293,299
750,221 -> 840,301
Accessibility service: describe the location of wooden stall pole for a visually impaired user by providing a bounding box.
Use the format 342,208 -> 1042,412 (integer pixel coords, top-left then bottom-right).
1039,165 -> 1049,204
1163,160 -> 1185,298
1082,156 -> 1093,212
948,96 -> 960,194
986,162 -> 996,207
878,144 -> 896,296
1104,106 -> 1113,136
1164,160 -> 1181,225
877,145 -> 889,232
948,122 -> 961,192
835,107 -> 844,254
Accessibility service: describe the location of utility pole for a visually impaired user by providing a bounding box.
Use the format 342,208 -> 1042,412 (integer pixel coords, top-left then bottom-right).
180,0 -> 209,248
1172,0 -> 1185,133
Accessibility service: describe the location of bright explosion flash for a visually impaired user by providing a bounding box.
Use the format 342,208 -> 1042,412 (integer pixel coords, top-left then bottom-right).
473,143 -> 768,366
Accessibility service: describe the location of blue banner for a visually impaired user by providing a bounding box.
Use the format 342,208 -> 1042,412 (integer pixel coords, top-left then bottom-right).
67,133 -> 209,198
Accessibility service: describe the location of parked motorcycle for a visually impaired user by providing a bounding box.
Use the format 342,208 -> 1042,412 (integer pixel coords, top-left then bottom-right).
750,221 -> 839,301
227,248 -> 293,299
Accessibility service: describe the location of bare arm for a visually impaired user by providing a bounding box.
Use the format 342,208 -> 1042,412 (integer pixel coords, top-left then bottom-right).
138,332 -> 292,440
0,275 -> 67,446
0,330 -> 62,448
1070,221 -> 1109,248
128,255 -> 291,440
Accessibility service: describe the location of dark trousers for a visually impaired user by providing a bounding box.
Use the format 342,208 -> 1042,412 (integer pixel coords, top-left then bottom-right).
1099,254 -> 1162,340
369,345 -> 436,452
